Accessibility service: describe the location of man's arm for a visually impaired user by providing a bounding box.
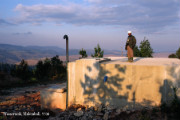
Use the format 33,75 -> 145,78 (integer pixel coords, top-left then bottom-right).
125,37 -> 129,50
132,36 -> 136,48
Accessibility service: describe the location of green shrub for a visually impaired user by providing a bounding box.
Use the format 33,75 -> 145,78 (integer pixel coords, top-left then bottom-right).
79,48 -> 88,58
91,44 -> 104,58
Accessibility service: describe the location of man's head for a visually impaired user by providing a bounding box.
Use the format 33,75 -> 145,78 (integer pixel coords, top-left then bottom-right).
128,31 -> 132,36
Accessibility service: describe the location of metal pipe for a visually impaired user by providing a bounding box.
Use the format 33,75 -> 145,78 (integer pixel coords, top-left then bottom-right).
66,39 -> 69,62
63,34 -> 69,109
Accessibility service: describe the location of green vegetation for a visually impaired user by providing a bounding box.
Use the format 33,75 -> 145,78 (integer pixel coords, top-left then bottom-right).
35,55 -> 66,81
14,59 -> 32,81
0,55 -> 66,89
176,47 -> 180,59
79,48 -> 88,58
133,38 -> 153,57
91,44 -> 104,58
168,54 -> 177,58
168,47 -> 180,59
133,45 -> 141,57
139,39 -> 153,57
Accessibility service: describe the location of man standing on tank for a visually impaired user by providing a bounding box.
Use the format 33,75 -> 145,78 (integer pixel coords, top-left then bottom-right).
125,31 -> 136,62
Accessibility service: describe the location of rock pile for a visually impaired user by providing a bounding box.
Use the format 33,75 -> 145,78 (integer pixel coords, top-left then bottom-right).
0,91 -> 41,112
42,104 -> 137,120
0,90 -> 164,120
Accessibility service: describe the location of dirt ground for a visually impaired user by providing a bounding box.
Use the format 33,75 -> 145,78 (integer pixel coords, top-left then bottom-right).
0,83 -> 180,120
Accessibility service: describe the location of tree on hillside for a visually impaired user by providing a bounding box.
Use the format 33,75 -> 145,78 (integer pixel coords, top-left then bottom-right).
35,58 -> 51,80
133,45 -> 141,57
176,47 -> 180,59
168,54 -> 177,58
35,60 -> 44,80
35,56 -> 66,81
91,44 -> 104,58
79,48 -> 88,58
139,38 -> 153,57
50,55 -> 65,79
16,59 -> 32,81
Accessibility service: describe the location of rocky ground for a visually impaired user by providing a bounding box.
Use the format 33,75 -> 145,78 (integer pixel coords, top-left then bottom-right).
0,84 -> 179,120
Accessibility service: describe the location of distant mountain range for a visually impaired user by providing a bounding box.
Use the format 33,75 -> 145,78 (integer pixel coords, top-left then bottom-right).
0,44 -> 122,64
0,44 -> 173,64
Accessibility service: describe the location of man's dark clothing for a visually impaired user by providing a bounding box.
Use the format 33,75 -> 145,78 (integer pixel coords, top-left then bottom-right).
125,34 -> 137,62
125,35 -> 136,50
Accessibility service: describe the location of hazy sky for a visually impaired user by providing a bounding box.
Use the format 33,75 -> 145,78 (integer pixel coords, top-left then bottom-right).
0,0 -> 180,52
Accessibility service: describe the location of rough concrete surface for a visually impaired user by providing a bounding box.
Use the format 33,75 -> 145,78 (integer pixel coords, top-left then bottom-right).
40,83 -> 66,110
68,57 -> 180,110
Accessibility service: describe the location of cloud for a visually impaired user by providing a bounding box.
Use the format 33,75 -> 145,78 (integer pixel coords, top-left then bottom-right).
12,31 -> 32,35
13,0 -> 180,33
0,18 -> 14,26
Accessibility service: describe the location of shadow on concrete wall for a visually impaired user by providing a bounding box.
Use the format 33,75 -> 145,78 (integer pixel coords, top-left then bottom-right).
80,61 -> 155,109
167,64 -> 180,87
80,62 -> 126,107
159,64 -> 180,104
159,80 -> 174,104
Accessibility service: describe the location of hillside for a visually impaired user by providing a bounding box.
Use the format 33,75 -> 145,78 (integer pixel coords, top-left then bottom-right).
0,44 -> 172,64
0,44 -> 65,63
0,44 -> 122,64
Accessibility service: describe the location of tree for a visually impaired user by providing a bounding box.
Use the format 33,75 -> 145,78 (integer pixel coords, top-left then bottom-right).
133,45 -> 141,57
16,59 -> 32,81
168,54 -> 177,58
176,47 -> 180,59
91,44 -> 104,58
35,56 -> 66,81
35,60 -> 44,80
50,55 -> 65,79
79,48 -> 88,58
139,38 -> 153,57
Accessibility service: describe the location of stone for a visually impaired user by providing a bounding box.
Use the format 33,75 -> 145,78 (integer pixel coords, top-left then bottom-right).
81,115 -> 87,120
27,105 -> 31,108
126,110 -> 131,114
68,115 -> 75,120
32,90 -> 37,93
97,105 -> 102,112
68,111 -> 75,116
64,115 -> 68,119
17,96 -> 25,101
32,118 -> 42,120
15,107 -> 19,111
93,116 -> 101,120
85,105 -> 89,110
48,117 -> 59,120
25,91 -> 31,94
109,113 -> 116,119
131,109 -> 135,112
89,106 -> 94,111
84,112 -> 89,117
94,106 -> 98,111
103,112 -> 109,120
77,107 -> 82,112
106,105 -> 115,111
88,114 -> 93,119
122,108 -> 127,112
74,110 -> 83,117
58,117 -> 65,120
116,108 -> 122,114
96,112 -> 104,116
59,88 -> 66,93
88,110 -> 94,116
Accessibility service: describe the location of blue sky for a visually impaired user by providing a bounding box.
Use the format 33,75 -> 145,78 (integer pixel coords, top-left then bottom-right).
0,0 -> 180,52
